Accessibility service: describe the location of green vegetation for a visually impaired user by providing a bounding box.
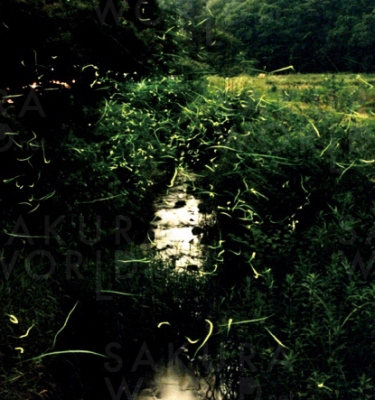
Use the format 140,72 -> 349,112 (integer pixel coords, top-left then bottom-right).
160,0 -> 375,74
193,73 -> 375,398
1,1 -> 375,399
2,72 -> 375,399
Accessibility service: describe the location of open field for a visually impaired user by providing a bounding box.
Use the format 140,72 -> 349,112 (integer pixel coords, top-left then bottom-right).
208,73 -> 375,121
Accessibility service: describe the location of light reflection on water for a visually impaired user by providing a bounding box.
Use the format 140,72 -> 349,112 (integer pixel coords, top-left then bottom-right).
143,170 -> 213,271
136,362 -> 220,400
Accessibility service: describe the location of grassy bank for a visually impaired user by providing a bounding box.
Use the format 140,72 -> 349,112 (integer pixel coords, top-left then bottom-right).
193,73 -> 375,399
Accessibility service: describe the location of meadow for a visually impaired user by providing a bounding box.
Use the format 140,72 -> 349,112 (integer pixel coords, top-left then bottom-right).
1,72 -> 375,399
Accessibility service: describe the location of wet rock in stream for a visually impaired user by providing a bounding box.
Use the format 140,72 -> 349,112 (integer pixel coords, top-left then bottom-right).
174,200 -> 187,208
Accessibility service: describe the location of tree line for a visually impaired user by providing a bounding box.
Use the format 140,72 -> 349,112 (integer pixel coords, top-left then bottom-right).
161,0 -> 375,74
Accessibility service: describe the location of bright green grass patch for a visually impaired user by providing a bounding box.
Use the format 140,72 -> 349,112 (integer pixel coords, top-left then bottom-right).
207,73 -> 375,121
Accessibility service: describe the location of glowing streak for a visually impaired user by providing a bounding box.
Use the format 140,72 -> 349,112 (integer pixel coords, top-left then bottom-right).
250,188 -> 269,200
185,337 -> 200,344
233,189 -> 241,204
101,290 -> 140,297
208,145 -> 238,152
28,203 -> 40,213
51,302 -> 78,349
227,318 -> 233,335
25,350 -> 108,362
251,265 -> 262,278
308,119 -> 320,137
15,347 -> 24,354
4,231 -> 46,239
36,190 -> 56,201
41,139 -> 50,164
157,322 -> 171,328
300,175 -> 308,193
218,316 -> 273,327
248,253 -> 262,278
3,175 -> 25,184
243,178 -> 249,191
16,155 -> 33,162
6,314 -> 19,324
338,161 -> 355,182
199,264 -> 217,275
75,192 -> 127,204
264,327 -> 289,349
195,18 -> 208,27
228,249 -> 241,255
207,240 -> 225,249
147,231 -> 156,246
193,319 -> 213,359
19,324 -> 35,339
319,139 -> 333,157
356,75 -> 373,88
270,65 -> 295,74
168,167 -> 178,187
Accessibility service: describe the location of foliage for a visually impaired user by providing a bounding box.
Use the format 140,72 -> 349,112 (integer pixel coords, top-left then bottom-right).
158,0 -> 375,74
190,72 -> 375,398
2,71 -> 375,400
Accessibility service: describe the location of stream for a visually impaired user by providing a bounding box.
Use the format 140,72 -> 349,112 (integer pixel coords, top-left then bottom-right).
141,169 -> 213,272
137,169 -> 219,399
136,360 -> 217,400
